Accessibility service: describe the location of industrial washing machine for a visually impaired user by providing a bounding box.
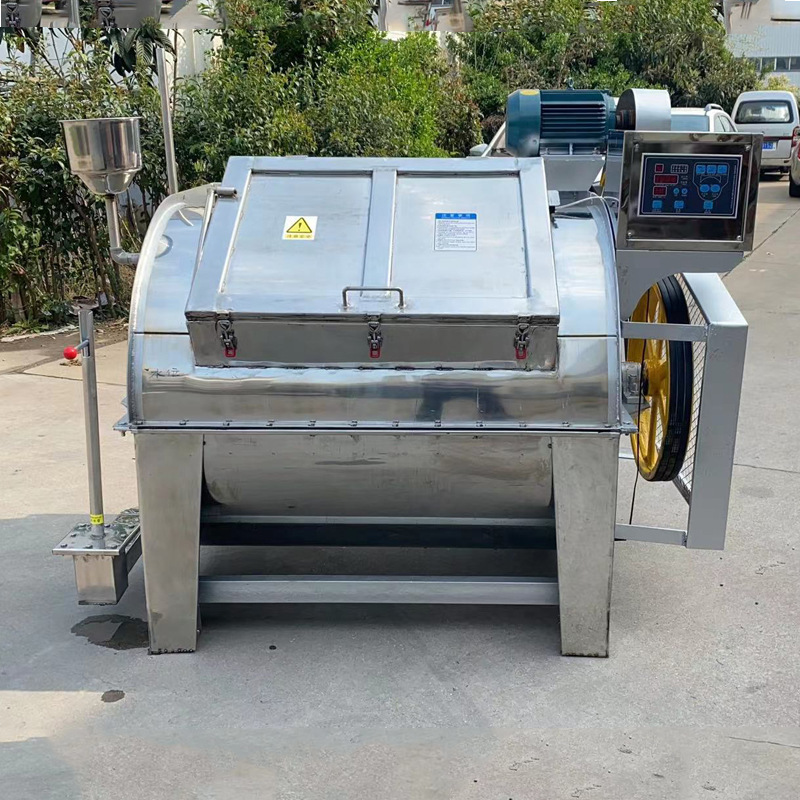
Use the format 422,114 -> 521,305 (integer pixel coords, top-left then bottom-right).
54,88 -> 760,656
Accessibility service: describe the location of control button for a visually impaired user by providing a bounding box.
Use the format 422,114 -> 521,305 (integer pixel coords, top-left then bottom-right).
717,164 -> 728,175
703,200 -> 714,210
655,163 -> 664,173
681,188 -> 688,195
707,165 -> 717,175
696,165 -> 706,174
652,200 -> 663,209
700,184 -> 710,193
711,184 -> 721,193
674,201 -> 685,209
673,188 -> 680,196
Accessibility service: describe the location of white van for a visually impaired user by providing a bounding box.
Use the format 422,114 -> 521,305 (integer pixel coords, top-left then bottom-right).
733,90 -> 800,176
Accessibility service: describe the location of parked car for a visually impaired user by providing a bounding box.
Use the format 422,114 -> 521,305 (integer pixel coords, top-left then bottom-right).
789,141 -> 800,197
733,90 -> 800,178
670,104 -> 738,133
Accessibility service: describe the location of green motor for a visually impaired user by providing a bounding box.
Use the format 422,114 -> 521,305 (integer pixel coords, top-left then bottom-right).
506,89 -> 617,157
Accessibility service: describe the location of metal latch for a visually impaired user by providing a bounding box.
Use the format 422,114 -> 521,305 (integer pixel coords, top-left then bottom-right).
95,0 -> 116,27
217,318 -> 238,359
514,321 -> 532,360
5,2 -> 20,27
367,318 -> 383,359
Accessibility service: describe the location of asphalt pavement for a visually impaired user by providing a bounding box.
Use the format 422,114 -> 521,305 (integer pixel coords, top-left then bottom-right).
0,178 -> 798,799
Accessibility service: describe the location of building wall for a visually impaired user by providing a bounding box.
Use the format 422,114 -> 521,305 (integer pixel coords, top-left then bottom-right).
727,0 -> 800,88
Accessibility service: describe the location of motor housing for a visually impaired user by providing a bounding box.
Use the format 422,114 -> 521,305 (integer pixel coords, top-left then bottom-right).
506,89 -> 617,157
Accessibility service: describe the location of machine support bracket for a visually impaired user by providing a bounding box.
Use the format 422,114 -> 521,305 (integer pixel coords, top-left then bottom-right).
615,523 -> 686,546
198,575 -> 559,605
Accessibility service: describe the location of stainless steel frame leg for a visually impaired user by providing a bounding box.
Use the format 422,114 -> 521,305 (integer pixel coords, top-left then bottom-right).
552,436 -> 619,657
135,433 -> 203,654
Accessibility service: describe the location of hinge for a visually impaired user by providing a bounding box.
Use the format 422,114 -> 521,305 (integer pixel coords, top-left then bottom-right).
514,319 -> 532,360
216,317 -> 238,359
367,317 -> 383,359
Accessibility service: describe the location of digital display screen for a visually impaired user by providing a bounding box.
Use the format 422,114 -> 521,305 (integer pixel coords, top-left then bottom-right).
638,154 -> 742,218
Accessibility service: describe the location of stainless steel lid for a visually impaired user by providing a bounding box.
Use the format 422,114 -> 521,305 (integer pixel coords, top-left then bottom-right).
185,157 -> 560,368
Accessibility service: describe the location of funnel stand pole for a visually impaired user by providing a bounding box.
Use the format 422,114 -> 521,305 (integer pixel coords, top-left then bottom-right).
157,47 -> 179,195
79,309 -> 106,540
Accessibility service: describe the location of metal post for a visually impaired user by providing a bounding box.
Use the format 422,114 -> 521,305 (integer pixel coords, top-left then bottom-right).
103,195 -> 139,267
66,0 -> 80,25
136,432 -> 203,653
552,435 -> 619,657
156,47 -> 179,195
79,309 -> 106,540
481,122 -> 506,157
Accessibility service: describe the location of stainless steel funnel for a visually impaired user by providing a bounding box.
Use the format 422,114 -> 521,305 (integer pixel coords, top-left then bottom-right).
61,117 -> 142,196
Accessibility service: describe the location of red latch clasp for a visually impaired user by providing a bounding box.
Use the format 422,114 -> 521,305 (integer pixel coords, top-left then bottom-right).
514,322 -> 531,361
367,320 -> 383,360
217,318 -> 238,360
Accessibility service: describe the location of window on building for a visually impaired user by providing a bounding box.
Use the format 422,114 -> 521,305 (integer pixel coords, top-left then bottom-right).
791,57 -> 800,71
775,57 -> 792,71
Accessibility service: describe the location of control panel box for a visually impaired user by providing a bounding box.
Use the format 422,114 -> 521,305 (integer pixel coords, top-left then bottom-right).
616,131 -> 761,252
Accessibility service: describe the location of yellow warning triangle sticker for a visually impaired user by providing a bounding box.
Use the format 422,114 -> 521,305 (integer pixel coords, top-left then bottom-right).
286,217 -> 313,234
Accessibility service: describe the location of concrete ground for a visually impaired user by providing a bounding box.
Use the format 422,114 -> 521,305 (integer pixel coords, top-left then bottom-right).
1,179 -> 799,798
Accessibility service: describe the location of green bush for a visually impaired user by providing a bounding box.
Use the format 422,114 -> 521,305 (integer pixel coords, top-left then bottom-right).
308,34 -> 480,157
0,0 -> 769,326
0,30 -> 165,325
175,3 -> 479,184
451,0 -> 761,132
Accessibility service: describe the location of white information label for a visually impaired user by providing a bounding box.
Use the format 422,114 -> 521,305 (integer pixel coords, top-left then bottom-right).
434,213 -> 477,252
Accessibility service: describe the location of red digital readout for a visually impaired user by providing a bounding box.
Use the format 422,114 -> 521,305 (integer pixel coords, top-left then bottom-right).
654,174 -> 679,185
653,186 -> 668,197
654,163 -> 664,173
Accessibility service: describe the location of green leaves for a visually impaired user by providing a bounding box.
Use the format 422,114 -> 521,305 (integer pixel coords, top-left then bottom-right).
0,0 -> 765,326
0,29 -> 164,324
174,5 -> 479,185
103,21 -> 175,77
452,0 -> 761,127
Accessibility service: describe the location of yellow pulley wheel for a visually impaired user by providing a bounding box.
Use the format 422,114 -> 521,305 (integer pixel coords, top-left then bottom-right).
625,276 -> 693,482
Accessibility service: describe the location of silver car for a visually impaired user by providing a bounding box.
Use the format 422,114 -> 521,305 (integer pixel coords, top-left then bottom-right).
670,104 -> 738,134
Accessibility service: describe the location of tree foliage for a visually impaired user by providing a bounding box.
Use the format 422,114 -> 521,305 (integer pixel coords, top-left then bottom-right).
175,0 -> 479,185
0,0 -> 770,325
451,0 -> 761,133
0,30 -> 166,326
